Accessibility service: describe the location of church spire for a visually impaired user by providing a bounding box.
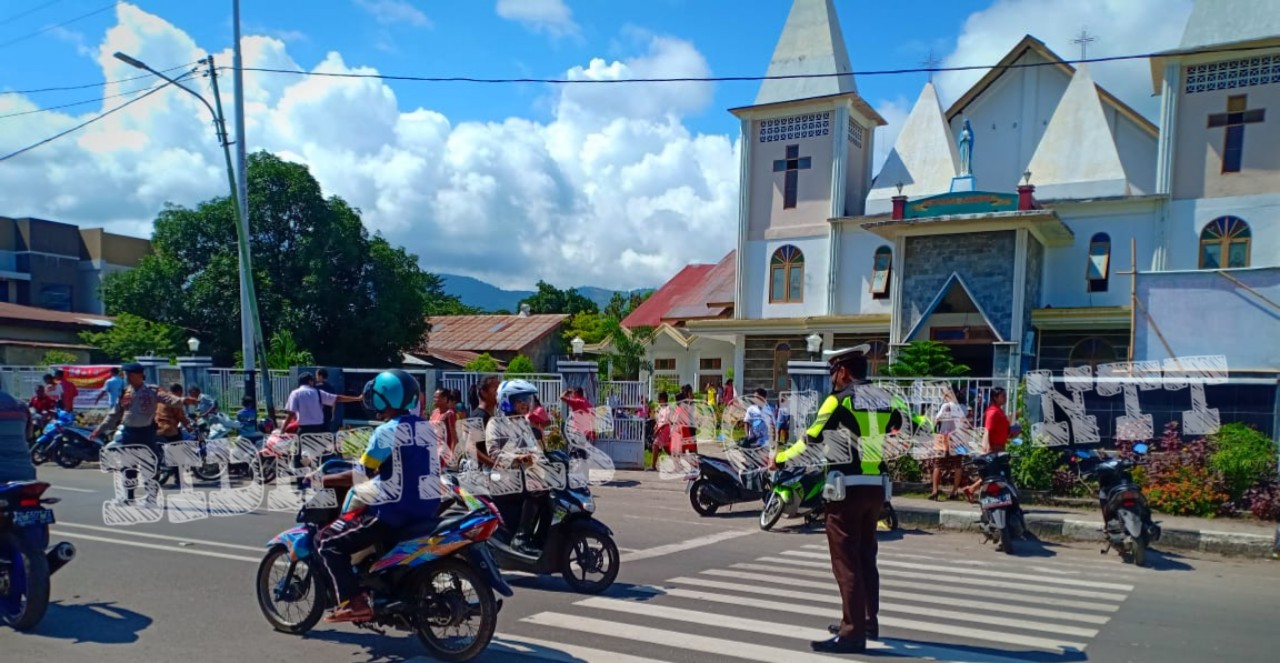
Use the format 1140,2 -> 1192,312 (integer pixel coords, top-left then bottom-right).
866,81 -> 959,213
1025,64 -> 1130,198
754,0 -> 856,106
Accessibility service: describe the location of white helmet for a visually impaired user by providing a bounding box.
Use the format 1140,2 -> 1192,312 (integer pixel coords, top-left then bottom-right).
498,379 -> 539,414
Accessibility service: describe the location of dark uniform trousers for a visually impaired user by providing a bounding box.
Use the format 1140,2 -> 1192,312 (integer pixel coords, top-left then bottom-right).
825,484 -> 882,639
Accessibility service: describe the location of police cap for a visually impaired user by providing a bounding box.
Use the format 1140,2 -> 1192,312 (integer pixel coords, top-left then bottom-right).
121,362 -> 145,374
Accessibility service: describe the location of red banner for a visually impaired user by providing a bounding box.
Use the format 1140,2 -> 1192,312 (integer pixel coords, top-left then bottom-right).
58,365 -> 117,390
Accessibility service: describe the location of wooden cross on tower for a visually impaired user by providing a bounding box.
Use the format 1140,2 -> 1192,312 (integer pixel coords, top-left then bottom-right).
1071,28 -> 1096,60
1208,94 -> 1266,173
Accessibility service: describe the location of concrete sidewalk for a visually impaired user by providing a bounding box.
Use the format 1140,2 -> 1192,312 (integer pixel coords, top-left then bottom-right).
602,469 -> 1279,558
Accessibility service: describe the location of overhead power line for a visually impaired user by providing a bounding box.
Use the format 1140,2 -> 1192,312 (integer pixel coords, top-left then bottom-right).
0,75 -> 179,119
0,0 -> 117,50
0,0 -> 69,28
0,61 -> 200,95
0,71 -> 190,163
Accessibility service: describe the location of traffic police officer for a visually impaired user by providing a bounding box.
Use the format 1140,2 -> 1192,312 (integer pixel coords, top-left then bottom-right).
771,345 -> 903,654
90,362 -> 188,503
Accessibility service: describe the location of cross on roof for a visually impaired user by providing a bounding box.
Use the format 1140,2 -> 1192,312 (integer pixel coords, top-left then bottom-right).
1071,28 -> 1097,60
920,50 -> 943,83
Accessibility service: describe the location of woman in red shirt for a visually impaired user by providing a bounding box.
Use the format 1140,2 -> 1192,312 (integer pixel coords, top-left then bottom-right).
963,387 -> 1011,501
430,388 -> 459,467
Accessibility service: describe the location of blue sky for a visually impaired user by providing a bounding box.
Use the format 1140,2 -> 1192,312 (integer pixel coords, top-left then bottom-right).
0,1 -> 1193,290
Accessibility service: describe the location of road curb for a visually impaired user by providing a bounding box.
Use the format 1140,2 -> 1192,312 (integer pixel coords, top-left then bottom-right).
894,506 -> 1275,558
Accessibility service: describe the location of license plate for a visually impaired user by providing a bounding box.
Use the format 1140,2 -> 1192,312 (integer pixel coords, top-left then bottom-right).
980,497 -> 1012,509
11,509 -> 55,527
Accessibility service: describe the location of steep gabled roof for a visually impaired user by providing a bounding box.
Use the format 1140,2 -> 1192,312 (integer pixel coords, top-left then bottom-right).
754,0 -> 856,106
622,251 -> 736,328
422,314 -> 567,353
1025,64 -> 1131,199
1177,0 -> 1280,52
867,82 -> 960,210
945,35 -> 1157,138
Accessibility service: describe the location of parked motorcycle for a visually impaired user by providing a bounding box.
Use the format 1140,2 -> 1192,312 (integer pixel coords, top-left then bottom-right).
44,420 -> 101,470
686,455 -> 770,516
0,481 -> 77,631
1078,445 -> 1161,566
968,451 -> 1026,554
482,451 -> 619,594
29,411 -> 75,466
256,459 -> 509,662
158,414 -> 241,485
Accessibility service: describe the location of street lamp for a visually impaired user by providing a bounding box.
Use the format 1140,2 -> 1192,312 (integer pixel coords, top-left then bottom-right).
571,336 -> 585,358
806,333 -> 822,360
114,50 -> 274,417
188,337 -> 201,354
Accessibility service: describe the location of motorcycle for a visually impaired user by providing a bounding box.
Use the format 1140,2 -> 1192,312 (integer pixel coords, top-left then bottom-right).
0,481 -> 77,631
968,452 -> 1027,554
760,463 -> 827,531
158,414 -> 242,485
256,459 -> 509,662
44,420 -> 101,469
29,411 -> 75,466
481,450 -> 619,594
686,455 -> 770,516
27,408 -> 54,447
1078,445 -> 1162,566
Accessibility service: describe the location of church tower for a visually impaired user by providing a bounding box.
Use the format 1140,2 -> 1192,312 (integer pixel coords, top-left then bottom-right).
733,0 -> 886,320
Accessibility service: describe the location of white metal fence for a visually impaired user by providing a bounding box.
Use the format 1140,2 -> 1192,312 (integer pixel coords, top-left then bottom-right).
205,369 -> 292,412
872,377 -> 1018,429
440,371 -> 564,415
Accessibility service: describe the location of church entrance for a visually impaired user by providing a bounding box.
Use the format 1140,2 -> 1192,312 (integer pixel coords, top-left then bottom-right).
910,275 -> 1000,378
936,339 -> 995,378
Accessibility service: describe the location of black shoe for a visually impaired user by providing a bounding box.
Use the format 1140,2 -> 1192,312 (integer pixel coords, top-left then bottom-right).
510,538 -> 540,557
811,636 -> 866,654
827,624 -> 878,640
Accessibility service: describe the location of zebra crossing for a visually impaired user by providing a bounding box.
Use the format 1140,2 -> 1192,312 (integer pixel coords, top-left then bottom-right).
490,542 -> 1142,663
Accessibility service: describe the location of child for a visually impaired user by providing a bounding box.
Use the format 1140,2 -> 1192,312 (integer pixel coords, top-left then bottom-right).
236,396 -> 258,437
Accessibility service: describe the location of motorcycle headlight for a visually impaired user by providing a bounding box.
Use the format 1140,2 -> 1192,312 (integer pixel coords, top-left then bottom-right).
579,496 -> 595,513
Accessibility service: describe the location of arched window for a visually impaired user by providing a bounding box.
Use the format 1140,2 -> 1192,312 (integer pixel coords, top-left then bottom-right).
1199,217 -> 1251,269
772,343 -> 792,392
770,245 -> 804,303
1068,337 -> 1117,370
1086,233 -> 1111,293
870,246 -> 892,300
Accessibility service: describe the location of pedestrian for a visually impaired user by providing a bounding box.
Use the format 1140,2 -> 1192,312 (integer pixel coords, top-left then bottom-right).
964,388 -> 1011,500
430,387 -> 459,467
90,363 -> 189,505
315,368 -> 339,433
928,387 -> 967,501
649,391 -> 672,471
561,388 -> 595,444
776,392 -> 792,445
721,378 -> 735,406
156,384 -> 192,444
236,396 -> 259,437
284,372 -> 361,436
41,374 -> 60,410
770,345 -> 901,654
94,367 -> 125,410
52,368 -> 78,413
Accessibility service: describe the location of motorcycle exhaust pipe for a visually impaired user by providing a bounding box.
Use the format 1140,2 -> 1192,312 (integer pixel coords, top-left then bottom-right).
47,542 -> 76,575
700,483 -> 733,505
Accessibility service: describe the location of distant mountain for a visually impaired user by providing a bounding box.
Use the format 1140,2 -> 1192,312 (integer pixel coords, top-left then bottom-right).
440,274 -> 651,313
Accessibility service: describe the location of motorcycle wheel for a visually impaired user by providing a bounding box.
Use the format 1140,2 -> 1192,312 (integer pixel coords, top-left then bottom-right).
561,528 -> 620,595
1128,537 -> 1147,567
192,463 -> 222,482
412,557 -> 498,662
54,445 -> 82,469
759,493 -> 784,531
255,544 -> 324,635
688,480 -> 720,517
29,447 -> 48,466
0,530 -> 51,631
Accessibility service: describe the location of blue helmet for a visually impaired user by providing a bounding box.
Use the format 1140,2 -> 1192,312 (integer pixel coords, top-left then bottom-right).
362,370 -> 420,414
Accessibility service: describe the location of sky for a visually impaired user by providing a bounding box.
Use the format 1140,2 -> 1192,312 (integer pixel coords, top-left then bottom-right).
0,0 -> 1194,291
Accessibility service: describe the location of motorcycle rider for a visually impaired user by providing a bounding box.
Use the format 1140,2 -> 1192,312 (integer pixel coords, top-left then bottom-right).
90,363 -> 189,504
310,370 -> 440,624
492,380 -> 547,556
769,346 -> 903,654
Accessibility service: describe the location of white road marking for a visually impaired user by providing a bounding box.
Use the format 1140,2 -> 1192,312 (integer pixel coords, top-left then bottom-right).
490,633 -> 677,663
622,530 -> 757,563
666,575 -> 1111,625
576,595 -> 1088,653
521,612 -> 858,663
781,550 -> 1136,591
55,531 -> 261,563
732,561 -> 1130,602
56,522 -> 265,552
619,514 -> 748,530
804,545 -> 1141,578
50,485 -> 97,493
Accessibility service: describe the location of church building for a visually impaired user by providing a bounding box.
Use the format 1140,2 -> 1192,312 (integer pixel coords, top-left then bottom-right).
630,0 -> 1278,420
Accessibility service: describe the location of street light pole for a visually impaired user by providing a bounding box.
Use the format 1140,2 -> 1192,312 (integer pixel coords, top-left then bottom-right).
113,51 -> 275,419
231,0 -> 258,411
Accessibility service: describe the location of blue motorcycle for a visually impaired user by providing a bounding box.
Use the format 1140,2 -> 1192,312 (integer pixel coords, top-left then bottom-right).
0,481 -> 76,631
28,411 -> 75,466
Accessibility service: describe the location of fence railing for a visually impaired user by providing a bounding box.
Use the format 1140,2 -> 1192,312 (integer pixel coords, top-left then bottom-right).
205,369 -> 292,412
871,377 -> 1018,429
440,371 -> 565,416
599,380 -> 647,409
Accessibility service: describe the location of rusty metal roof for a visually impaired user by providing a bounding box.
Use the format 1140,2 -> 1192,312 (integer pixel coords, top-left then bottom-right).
0,302 -> 114,328
622,250 -> 735,328
423,313 -> 568,352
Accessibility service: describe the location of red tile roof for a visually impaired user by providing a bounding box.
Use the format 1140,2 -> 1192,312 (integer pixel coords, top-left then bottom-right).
423,314 -> 568,353
622,250 -> 736,328
0,302 -> 113,328
410,349 -> 508,370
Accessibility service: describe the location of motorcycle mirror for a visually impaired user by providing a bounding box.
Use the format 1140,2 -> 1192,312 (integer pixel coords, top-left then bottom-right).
1133,443 -> 1149,455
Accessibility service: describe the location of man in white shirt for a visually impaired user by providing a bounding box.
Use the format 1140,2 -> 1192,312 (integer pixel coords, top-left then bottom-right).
284,373 -> 360,435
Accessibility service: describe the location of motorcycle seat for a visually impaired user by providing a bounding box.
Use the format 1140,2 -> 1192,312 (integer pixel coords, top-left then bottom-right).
395,514 -> 458,542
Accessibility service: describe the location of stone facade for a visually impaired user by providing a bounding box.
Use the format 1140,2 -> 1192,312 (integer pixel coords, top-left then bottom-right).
899,231 -> 1018,341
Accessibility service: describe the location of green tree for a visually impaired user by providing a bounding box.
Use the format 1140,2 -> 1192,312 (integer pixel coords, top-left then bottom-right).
519,281 -> 598,316
562,310 -> 610,345
80,313 -> 185,361
266,330 -> 315,370
601,320 -> 655,380
101,151 -> 431,367
883,341 -> 970,377
39,350 -> 80,368
464,353 -> 500,373
504,354 -> 536,377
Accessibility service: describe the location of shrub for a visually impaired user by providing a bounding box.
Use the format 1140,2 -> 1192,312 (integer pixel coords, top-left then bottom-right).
1243,481 -> 1280,521
1146,465 -> 1230,518
888,455 -> 923,483
1210,423 -> 1278,499
504,354 -> 536,377
1010,443 -> 1060,492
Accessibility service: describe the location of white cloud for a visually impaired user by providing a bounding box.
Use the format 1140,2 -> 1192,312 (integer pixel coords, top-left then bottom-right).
871,96 -> 910,174
934,0 -> 1193,119
496,0 -> 579,39
1,2 -> 737,293
353,0 -> 430,28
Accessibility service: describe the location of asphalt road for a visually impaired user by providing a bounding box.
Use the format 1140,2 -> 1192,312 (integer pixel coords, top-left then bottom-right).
4,464 -> 1277,663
